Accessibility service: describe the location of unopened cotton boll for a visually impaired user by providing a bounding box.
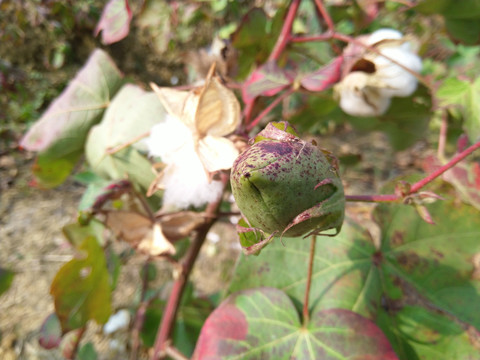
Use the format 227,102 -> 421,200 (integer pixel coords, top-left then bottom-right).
336,72 -> 391,117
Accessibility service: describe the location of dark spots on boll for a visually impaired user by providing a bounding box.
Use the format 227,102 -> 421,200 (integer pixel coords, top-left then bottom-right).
258,141 -> 292,156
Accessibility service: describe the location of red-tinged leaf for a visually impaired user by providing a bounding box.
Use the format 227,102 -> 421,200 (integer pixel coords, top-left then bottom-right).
50,236 -> 111,332
444,161 -> 480,210
242,61 -> 293,104
20,49 -> 124,187
300,56 -> 344,92
193,287 -> 398,360
38,313 -> 62,350
95,0 -> 132,45
20,49 -> 123,155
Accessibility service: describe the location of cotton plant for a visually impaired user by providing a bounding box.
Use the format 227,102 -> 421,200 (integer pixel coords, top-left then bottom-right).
145,65 -> 241,210
335,28 -> 423,117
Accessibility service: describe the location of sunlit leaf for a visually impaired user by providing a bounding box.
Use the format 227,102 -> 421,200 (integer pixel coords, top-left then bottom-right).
95,0 -> 132,45
85,84 -> 166,190
50,236 -> 111,332
438,77 -> 480,142
229,219 -> 381,319
20,49 -> 124,186
193,287 -> 398,360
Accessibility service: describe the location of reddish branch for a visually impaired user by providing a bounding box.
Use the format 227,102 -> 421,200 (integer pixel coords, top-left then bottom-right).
313,0 -> 335,33
151,176 -> 227,360
346,140 -> 480,203
247,89 -> 294,131
268,0 -> 301,61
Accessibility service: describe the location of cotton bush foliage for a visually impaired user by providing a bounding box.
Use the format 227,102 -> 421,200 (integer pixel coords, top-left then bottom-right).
336,28 -> 422,117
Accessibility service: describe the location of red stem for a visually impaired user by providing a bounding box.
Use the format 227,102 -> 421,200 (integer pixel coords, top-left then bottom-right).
345,194 -> 399,203
313,0 -> 335,32
151,177 -> 227,360
268,0 -> 301,61
247,89 -> 294,131
409,140 -> 480,193
291,34 -> 333,43
346,140 -> 480,203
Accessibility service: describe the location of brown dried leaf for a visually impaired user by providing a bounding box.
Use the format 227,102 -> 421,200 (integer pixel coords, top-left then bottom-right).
105,211 -> 152,246
159,211 -> 206,241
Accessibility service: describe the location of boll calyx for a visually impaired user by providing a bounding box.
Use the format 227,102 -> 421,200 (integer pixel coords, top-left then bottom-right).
230,121 -> 345,248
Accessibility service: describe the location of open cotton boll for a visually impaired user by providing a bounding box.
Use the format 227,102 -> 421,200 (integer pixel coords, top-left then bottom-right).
103,309 -> 130,335
161,147 -> 224,209
336,72 -> 391,117
366,28 -> 403,45
144,115 -> 193,163
372,47 -> 422,98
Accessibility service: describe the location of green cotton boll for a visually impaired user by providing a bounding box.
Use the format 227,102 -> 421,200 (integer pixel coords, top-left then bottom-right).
231,121 -> 345,238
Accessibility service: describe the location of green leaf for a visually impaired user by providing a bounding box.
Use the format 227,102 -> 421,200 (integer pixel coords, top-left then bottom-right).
20,49 -> 124,187
85,84 -> 166,190
0,267 -> 14,296
193,287 -> 398,360
437,77 -> 480,142
231,7 -> 285,79
440,0 -> 480,19
50,236 -> 112,332
375,199 -> 480,330
228,219 -> 382,319
445,18 -> 480,45
74,171 -> 114,211
77,342 -> 98,360
62,220 -> 105,248
415,0 -> 480,44
32,149 -> 83,188
414,0 -> 451,14
377,306 -> 480,360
